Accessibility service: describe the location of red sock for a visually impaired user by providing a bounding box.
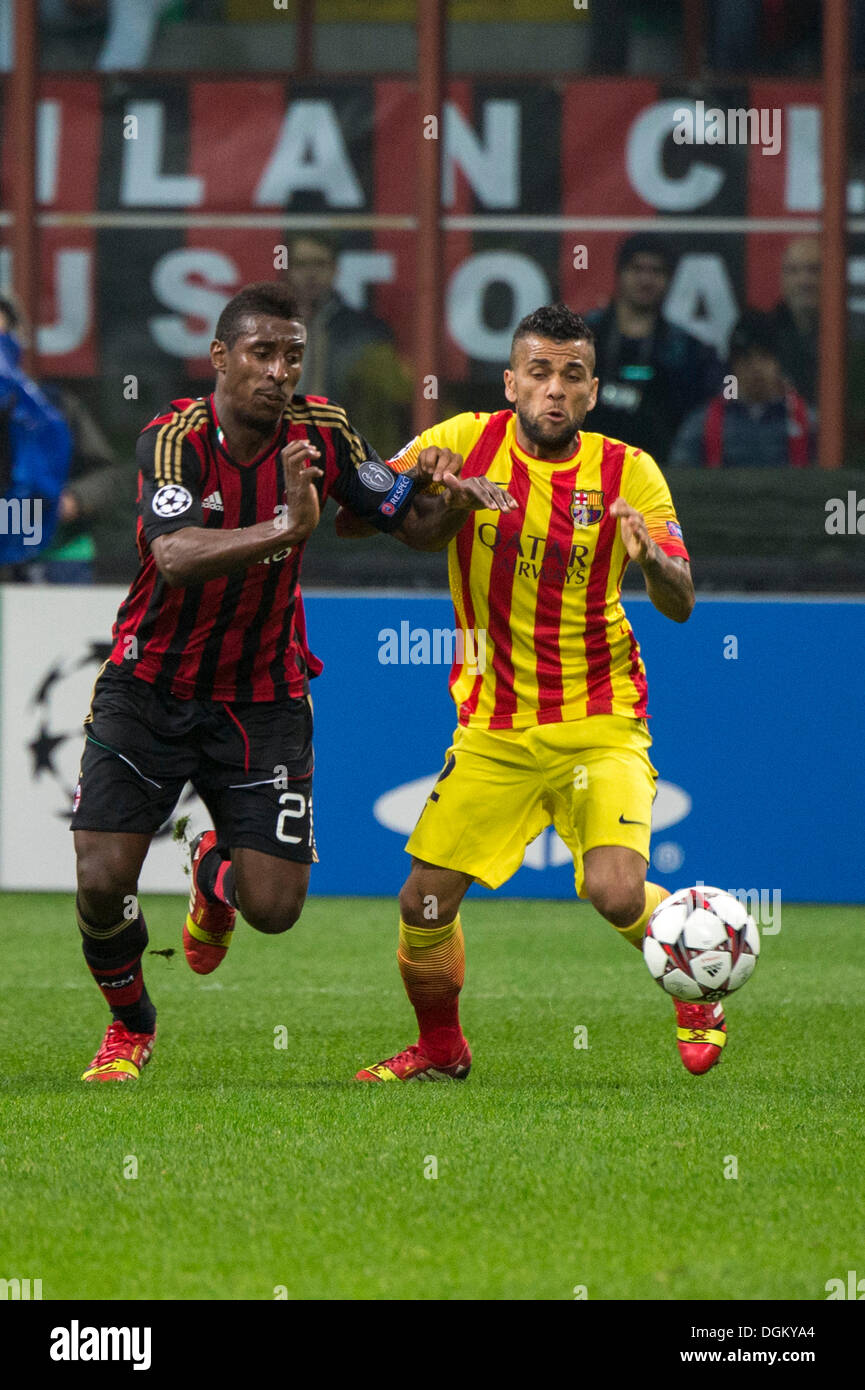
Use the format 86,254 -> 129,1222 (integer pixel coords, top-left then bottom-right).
397,915 -> 466,1065
197,847 -> 237,907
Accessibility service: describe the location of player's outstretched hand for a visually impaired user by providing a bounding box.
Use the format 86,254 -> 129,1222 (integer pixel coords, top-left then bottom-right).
281,439 -> 323,538
441,471 -> 517,513
610,497 -> 655,565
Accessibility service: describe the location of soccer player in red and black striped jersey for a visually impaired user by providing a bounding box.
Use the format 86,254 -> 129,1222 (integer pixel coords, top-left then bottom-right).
70,280 -> 474,1083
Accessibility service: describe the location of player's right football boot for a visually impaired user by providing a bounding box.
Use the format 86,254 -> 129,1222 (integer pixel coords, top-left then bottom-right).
183,830 -> 236,975
81,1020 -> 156,1082
674,999 -> 727,1074
356,1040 -> 472,1082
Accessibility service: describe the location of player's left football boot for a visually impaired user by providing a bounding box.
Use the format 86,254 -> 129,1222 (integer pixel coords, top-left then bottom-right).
81,1020 -> 156,1082
356,1040 -> 472,1082
183,830 -> 236,975
674,999 -> 727,1074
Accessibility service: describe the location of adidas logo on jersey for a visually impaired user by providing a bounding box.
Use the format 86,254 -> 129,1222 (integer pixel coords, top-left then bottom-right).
202,491 -> 224,511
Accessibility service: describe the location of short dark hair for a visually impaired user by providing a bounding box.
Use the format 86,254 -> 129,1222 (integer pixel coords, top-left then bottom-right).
214,281 -> 302,349
510,303 -> 595,366
728,310 -> 780,362
615,233 -> 677,277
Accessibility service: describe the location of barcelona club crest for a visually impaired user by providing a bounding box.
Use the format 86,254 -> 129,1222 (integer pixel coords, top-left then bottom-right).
571,489 -> 605,527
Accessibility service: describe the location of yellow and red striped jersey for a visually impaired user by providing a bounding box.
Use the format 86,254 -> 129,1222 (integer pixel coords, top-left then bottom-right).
391,410 -> 689,730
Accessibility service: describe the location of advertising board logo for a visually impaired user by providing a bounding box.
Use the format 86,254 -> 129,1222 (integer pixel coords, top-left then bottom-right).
373,776 -> 692,871
26,641 -> 194,834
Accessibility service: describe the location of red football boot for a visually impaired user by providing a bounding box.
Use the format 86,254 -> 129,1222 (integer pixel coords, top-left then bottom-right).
674,999 -> 727,1074
81,1020 -> 156,1082
183,830 -> 236,975
356,1040 -> 472,1082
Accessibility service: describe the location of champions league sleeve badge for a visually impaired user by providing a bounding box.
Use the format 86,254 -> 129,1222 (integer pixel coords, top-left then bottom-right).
152,484 -> 193,518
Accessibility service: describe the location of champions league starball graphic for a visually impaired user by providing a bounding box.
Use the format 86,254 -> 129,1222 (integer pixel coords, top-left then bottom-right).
26,641 -> 195,835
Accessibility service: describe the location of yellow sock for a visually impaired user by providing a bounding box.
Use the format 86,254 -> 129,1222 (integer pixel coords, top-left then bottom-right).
614,882 -> 670,947
397,915 -> 465,1002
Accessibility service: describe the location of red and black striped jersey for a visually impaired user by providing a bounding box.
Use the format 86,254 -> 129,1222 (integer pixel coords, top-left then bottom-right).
109,393 -> 413,702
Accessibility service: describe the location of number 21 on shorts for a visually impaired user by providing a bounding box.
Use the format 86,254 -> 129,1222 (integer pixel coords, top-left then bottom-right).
275,790 -> 309,845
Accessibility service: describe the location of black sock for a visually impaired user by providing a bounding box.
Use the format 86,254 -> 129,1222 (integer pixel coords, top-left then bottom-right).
196,846 -> 237,908
77,897 -> 157,1034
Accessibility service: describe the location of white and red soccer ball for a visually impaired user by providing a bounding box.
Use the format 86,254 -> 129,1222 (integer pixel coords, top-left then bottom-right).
642,885 -> 761,1002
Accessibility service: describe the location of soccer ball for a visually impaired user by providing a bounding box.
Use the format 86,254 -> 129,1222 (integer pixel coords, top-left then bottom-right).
642,886 -> 760,1002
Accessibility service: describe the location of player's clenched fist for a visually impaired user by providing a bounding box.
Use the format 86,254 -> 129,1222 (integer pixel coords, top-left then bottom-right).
281,439 -> 323,538
610,497 -> 657,566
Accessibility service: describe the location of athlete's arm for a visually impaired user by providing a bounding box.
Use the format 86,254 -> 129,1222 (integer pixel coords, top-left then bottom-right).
611,497 -> 695,623
335,446 -> 516,551
334,416 -> 495,545
331,459 -> 434,540
151,441 -> 323,587
393,448 -> 517,552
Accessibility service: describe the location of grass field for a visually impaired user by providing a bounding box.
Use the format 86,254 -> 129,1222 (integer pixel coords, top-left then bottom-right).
1,893 -> 863,1302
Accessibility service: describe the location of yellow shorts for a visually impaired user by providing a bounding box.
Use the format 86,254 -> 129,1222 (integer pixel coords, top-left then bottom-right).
406,715 -> 658,897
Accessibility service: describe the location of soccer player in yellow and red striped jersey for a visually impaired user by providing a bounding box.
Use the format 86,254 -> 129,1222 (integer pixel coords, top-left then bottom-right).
351,304 -> 726,1082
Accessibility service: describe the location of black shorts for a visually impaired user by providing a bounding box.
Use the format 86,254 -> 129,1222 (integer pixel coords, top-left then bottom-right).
70,666 -> 316,863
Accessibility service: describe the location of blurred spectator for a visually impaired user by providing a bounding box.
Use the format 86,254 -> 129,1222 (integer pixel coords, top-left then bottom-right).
584,234 -> 725,464
283,233 -> 411,458
0,296 -> 72,573
37,385 -> 127,583
708,0 -> 760,69
708,0 -> 821,73
1,0 -> 186,71
767,236 -> 820,407
0,297 -> 131,582
668,311 -> 814,468
588,0 -> 681,74
96,0 -> 184,70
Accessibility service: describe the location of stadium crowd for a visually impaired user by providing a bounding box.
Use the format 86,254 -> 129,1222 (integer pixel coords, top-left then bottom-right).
0,2 -> 849,585
0,1 -> 861,76
0,230 -> 826,585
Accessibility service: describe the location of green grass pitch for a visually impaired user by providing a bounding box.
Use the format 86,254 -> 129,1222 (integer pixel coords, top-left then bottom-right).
0,894 -> 862,1301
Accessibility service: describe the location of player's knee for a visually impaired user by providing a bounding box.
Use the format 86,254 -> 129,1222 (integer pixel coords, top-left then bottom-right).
585,873 -> 645,930
398,878 -> 460,928
398,880 -> 423,924
242,893 -> 305,936
75,845 -> 137,916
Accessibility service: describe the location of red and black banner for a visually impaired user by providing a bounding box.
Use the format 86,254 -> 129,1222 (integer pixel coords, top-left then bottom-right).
1,75 -> 854,393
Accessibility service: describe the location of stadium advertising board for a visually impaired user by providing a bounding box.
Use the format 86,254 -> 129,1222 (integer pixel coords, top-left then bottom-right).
1,585 -> 861,902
